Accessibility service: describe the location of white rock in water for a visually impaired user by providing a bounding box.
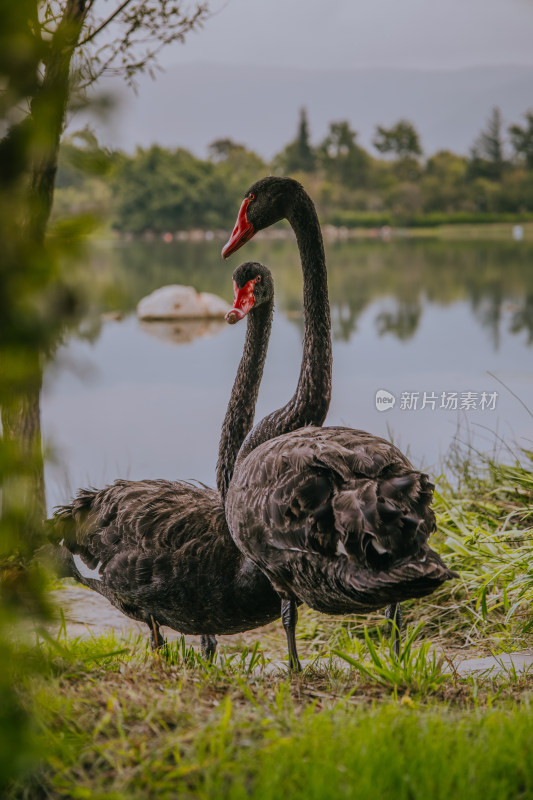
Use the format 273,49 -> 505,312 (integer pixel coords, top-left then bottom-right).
198,291 -> 233,317
137,285 -> 231,320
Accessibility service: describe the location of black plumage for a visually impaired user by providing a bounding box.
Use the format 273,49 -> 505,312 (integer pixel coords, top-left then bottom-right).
226,427 -> 453,615
49,262 -> 283,657
53,479 -> 280,639
222,177 -> 456,667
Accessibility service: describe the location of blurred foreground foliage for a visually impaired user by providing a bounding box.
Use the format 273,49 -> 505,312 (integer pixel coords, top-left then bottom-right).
0,4 -> 98,788
1,5 -> 532,795
1,3 -> 69,787
0,1 -> 207,791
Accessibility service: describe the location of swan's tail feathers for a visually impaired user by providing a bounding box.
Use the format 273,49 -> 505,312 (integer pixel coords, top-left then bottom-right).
330,471 -> 438,569
36,541 -> 78,579
36,541 -> 107,594
44,488 -> 105,587
383,547 -> 458,597
49,487 -> 101,549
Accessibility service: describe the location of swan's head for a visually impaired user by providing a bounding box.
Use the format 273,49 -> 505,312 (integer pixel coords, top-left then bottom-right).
225,262 -> 274,324
222,177 -> 303,258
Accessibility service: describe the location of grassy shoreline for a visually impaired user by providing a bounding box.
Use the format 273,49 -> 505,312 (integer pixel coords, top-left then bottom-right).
8,633 -> 533,800
6,453 -> 533,799
80,218 -> 533,244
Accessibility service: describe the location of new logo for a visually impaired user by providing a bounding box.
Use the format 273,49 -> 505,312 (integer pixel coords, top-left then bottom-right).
375,389 -> 396,411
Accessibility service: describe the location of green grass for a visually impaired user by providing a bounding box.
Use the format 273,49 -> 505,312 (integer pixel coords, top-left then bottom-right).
429,450 -> 533,650
7,630 -> 533,800
5,452 -> 533,798
327,209 -> 533,230
333,622 -> 449,694
406,220 -> 533,240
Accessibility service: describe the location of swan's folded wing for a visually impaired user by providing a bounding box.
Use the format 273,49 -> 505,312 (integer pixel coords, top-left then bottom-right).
227,426 -> 455,611
50,479 -> 222,576
228,426 -> 437,568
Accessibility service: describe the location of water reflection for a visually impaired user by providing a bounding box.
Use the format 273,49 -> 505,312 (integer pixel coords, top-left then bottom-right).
87,237 -> 533,347
325,239 -> 533,344
139,319 -> 227,345
42,237 -> 533,513
375,300 -> 422,341
510,294 -> 533,345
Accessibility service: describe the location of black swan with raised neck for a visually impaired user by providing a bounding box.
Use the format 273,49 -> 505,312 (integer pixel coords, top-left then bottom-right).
49,262 -> 285,660
222,177 -> 456,669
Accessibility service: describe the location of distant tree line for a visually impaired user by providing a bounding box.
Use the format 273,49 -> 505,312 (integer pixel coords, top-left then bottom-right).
54,105 -> 533,233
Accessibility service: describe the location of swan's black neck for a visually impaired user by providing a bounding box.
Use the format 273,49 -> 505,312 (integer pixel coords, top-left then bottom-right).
236,186 -> 332,464
285,188 -> 332,424
217,298 -> 274,501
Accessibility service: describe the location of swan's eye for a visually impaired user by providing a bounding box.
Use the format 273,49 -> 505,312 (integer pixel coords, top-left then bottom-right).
255,275 -> 261,282
248,193 -> 255,201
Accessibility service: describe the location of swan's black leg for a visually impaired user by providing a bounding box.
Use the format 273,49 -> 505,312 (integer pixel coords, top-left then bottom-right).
200,634 -> 217,663
385,603 -> 402,659
281,598 -> 302,672
148,616 -> 165,650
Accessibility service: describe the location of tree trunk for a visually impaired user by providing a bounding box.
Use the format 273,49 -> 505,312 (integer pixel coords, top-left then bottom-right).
0,350 -> 46,555
1,2 -> 88,555
27,0 -> 89,243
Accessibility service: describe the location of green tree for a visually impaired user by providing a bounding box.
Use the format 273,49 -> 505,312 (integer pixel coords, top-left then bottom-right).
0,5 -> 210,791
276,107 -> 316,173
56,127 -> 112,188
112,146 -> 210,232
373,119 -> 422,181
0,3 -> 76,788
208,138 -> 245,162
52,127 -> 114,218
207,138 -> 265,181
1,0 -> 208,529
509,111 -> 533,170
373,119 -> 423,161
421,150 -> 469,212
207,138 -> 266,223
468,107 -> 506,181
7,1 -> 208,246
478,107 -> 505,166
319,120 -> 370,188
112,143 -> 262,232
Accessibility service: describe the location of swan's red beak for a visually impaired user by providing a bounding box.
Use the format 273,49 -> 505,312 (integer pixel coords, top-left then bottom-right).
222,197 -> 255,258
225,278 -> 256,324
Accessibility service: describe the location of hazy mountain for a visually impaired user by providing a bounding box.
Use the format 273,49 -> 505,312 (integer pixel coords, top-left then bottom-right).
78,63 -> 533,159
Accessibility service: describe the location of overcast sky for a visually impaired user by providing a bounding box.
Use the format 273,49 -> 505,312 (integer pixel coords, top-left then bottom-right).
84,0 -> 533,156
159,0 -> 533,71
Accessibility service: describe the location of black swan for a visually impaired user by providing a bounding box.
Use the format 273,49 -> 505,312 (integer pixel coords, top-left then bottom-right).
222,177 -> 456,668
49,262 -> 286,661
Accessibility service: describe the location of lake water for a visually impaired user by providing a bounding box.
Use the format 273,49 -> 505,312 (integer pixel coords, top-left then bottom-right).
42,235 -> 533,513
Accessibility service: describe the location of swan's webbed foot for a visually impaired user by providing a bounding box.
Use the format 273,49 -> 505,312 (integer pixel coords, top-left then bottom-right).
148,617 -> 165,650
385,603 -> 402,660
200,634 -> 217,663
281,598 -> 302,672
